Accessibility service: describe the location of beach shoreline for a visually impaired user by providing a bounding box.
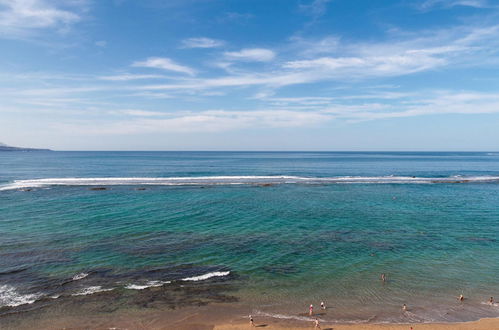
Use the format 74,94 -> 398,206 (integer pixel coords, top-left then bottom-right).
215,318 -> 499,330
2,301 -> 499,330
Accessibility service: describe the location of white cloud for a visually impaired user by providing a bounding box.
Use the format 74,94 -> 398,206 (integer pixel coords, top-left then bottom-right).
95,40 -> 107,47
118,109 -> 168,117
99,74 -> 168,81
420,0 -> 493,10
283,53 -> 446,77
132,57 -> 196,76
38,90 -> 499,137
0,0 -> 83,37
299,0 -> 332,18
56,109 -> 330,135
181,37 -> 225,48
224,48 -> 276,62
331,91 -> 499,121
289,35 -> 340,57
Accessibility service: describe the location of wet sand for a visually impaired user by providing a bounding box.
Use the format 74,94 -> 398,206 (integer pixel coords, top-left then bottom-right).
2,301 -> 499,330
215,318 -> 499,330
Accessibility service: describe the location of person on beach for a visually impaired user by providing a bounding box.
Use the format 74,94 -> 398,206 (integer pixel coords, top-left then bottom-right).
249,315 -> 254,327
489,297 -> 494,305
309,304 -> 314,315
459,294 -> 464,301
321,301 -> 326,310
402,304 -> 407,311
314,318 -> 321,329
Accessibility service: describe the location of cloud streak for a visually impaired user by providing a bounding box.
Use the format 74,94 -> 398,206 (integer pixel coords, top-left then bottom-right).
0,0 -> 83,38
224,48 -> 276,62
420,0 -> 494,10
132,57 -> 196,76
181,37 -> 225,48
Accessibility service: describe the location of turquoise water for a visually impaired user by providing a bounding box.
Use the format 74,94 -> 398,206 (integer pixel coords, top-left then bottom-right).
1,152 -> 499,323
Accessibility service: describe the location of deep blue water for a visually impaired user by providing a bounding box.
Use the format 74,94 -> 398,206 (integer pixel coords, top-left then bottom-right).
1,151 -> 499,323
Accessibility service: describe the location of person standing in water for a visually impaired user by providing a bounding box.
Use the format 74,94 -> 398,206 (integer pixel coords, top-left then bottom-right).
309,304 -> 314,316
402,304 -> 407,311
489,297 -> 494,305
321,301 -> 326,310
459,294 -> 464,301
381,273 -> 386,282
314,318 -> 321,329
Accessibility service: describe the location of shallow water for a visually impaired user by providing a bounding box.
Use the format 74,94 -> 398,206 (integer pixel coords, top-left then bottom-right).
1,151 -> 499,324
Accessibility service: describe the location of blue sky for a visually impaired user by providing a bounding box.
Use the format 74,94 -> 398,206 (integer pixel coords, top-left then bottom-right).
1,0 -> 499,150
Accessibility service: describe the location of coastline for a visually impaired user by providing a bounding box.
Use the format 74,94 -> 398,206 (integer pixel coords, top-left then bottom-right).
2,301 -> 499,330
215,318 -> 499,330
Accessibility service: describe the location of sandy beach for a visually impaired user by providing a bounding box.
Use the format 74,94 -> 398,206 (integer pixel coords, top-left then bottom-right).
2,301 -> 498,330
214,318 -> 499,330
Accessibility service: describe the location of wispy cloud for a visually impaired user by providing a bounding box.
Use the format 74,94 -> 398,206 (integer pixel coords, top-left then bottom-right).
419,0 -> 495,10
99,74 -> 169,81
217,11 -> 253,23
0,0 -> 84,38
181,37 -> 225,48
299,0 -> 332,19
224,48 -> 276,62
37,90 -> 499,138
95,40 -> 107,47
56,109 -> 330,135
132,57 -> 196,76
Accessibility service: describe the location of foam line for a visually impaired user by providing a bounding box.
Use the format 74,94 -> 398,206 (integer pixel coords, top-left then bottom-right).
1,175 -> 499,191
181,271 -> 230,281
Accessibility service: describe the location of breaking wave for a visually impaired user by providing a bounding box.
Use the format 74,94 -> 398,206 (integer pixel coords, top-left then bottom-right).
125,280 -> 171,290
2,175 -> 499,191
71,286 -> 113,296
0,285 -> 41,307
72,272 -> 89,281
181,271 -> 230,282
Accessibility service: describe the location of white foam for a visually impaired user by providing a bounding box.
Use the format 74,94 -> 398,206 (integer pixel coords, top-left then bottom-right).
72,286 -> 113,296
2,175 -> 499,191
0,284 -> 41,307
254,310 -> 324,323
72,272 -> 89,281
181,271 -> 230,282
125,280 -> 171,290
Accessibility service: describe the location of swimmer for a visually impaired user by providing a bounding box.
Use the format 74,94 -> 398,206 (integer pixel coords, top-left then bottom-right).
489,297 -> 494,305
321,301 -> 326,310
309,304 -> 314,315
249,315 -> 254,327
314,318 -> 321,329
459,294 -> 464,301
402,304 -> 407,311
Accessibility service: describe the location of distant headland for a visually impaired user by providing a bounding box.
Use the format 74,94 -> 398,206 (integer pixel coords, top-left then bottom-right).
0,142 -> 51,152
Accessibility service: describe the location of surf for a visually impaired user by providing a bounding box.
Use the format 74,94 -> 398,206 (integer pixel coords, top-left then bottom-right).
2,175 -> 499,191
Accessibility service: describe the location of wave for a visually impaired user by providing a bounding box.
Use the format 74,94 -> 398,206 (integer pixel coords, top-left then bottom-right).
254,311 -> 325,323
71,286 -> 113,296
125,280 -> 171,290
2,175 -> 499,191
181,271 -> 230,282
0,285 -> 41,307
72,272 -> 89,281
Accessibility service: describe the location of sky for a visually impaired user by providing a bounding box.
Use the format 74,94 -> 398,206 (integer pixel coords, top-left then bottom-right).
1,0 -> 499,151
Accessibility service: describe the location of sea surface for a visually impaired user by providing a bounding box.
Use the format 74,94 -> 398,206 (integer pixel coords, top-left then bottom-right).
1,151 -> 499,325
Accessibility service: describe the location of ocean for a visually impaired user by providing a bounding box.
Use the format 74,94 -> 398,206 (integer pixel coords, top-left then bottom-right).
1,151 -> 499,325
